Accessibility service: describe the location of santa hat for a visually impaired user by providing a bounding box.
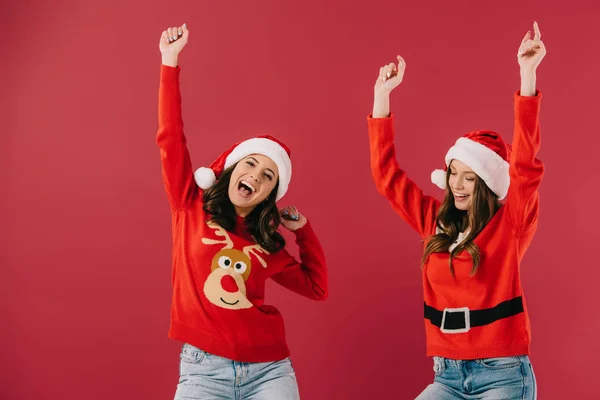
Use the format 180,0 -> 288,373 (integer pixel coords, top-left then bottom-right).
194,135 -> 292,201
430,131 -> 511,200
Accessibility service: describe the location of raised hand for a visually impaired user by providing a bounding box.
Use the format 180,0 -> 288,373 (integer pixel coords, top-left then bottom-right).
279,206 -> 307,231
372,55 -> 406,118
374,55 -> 406,95
159,23 -> 189,67
518,21 -> 546,72
518,22 -> 546,96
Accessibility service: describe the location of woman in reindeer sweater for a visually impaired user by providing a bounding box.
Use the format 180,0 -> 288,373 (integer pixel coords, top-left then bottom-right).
156,24 -> 328,400
368,22 -> 546,399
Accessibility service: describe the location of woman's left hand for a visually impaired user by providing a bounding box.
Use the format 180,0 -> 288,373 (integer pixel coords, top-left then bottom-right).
518,21 -> 546,72
279,206 -> 307,231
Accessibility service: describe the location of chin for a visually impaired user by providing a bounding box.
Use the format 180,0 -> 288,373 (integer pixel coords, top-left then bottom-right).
454,202 -> 470,211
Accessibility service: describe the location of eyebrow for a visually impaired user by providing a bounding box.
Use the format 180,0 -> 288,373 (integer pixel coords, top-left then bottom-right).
247,157 -> 276,176
449,168 -> 476,174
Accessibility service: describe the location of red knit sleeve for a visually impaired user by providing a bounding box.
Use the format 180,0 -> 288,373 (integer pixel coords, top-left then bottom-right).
506,91 -> 544,233
270,222 -> 328,301
156,65 -> 199,210
368,114 -> 440,238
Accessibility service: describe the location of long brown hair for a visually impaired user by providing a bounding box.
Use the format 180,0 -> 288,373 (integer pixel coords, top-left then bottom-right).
202,163 -> 285,253
421,168 -> 502,276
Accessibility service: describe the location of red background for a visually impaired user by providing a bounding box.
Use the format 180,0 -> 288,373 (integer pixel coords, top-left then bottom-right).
3,0 -> 599,399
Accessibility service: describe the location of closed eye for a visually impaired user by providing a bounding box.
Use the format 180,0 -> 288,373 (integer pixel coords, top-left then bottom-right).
246,161 -> 255,167
263,173 -> 273,181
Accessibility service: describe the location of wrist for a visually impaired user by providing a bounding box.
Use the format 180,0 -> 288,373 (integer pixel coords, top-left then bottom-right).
162,54 -> 179,68
374,87 -> 392,98
291,220 -> 309,233
519,68 -> 536,77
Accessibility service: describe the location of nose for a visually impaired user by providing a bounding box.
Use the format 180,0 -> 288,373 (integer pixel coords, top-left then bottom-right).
247,174 -> 259,184
221,275 -> 239,293
452,176 -> 464,190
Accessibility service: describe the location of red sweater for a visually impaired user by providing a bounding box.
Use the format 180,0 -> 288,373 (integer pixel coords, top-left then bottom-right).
368,92 -> 543,360
157,65 -> 328,363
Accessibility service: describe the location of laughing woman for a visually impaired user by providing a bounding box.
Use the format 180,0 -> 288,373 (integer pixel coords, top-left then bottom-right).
156,24 -> 328,400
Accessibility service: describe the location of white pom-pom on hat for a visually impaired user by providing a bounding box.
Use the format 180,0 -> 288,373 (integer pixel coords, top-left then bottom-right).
431,169 -> 447,190
193,167 -> 217,189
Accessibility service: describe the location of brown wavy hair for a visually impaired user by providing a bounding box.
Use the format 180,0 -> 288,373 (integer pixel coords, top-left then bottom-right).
421,168 -> 502,276
202,163 -> 285,253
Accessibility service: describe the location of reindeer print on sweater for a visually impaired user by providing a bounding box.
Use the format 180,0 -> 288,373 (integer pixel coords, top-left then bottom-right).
201,221 -> 269,310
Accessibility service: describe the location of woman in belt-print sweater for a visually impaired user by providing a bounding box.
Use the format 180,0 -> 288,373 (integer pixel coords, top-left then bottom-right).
367,22 -> 546,399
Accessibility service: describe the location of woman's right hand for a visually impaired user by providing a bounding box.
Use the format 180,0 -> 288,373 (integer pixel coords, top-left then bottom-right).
374,55 -> 406,95
159,23 -> 189,67
372,55 -> 406,118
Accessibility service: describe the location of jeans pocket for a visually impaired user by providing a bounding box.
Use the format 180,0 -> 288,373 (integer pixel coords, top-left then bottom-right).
180,343 -> 208,365
477,356 -> 521,369
178,344 -> 210,384
433,356 -> 446,376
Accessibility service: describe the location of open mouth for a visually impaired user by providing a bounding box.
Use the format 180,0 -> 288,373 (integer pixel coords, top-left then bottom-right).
220,298 -> 240,306
237,180 -> 256,199
454,193 -> 470,201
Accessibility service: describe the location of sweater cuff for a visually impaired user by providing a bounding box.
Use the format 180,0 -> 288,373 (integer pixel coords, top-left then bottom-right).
161,64 -> 181,82
367,112 -> 394,121
292,220 -> 315,241
367,112 -> 395,130
367,113 -> 396,143
514,90 -> 541,116
514,89 -> 542,101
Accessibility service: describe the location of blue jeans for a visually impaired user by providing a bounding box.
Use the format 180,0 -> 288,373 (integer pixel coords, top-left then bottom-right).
174,343 -> 300,400
416,356 -> 537,399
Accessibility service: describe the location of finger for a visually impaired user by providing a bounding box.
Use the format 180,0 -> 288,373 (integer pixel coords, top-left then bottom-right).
385,63 -> 395,79
167,27 -> 174,42
519,40 -> 531,54
533,21 -> 541,41
397,55 -> 406,70
521,30 -> 531,44
181,23 -> 189,39
172,26 -> 179,41
518,39 -> 534,55
291,206 -> 299,220
379,67 -> 385,81
526,40 -> 540,53
161,30 -> 169,44
282,207 -> 297,221
381,65 -> 390,81
537,40 -> 546,53
396,56 -> 406,81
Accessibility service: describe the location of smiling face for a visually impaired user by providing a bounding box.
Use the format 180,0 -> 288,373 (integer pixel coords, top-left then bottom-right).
227,154 -> 279,217
448,159 -> 478,211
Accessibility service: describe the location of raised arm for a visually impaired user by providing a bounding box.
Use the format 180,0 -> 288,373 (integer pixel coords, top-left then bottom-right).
507,22 -> 547,232
369,57 -> 439,238
156,24 -> 199,210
